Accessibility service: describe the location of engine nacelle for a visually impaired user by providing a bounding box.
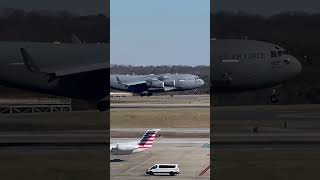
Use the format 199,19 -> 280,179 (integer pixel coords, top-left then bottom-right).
163,79 -> 175,87
117,144 -> 137,151
147,79 -> 164,88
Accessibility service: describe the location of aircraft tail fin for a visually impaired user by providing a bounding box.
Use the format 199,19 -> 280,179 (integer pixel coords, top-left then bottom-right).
70,33 -> 82,44
137,129 -> 160,150
19,48 -> 41,73
116,76 -> 122,84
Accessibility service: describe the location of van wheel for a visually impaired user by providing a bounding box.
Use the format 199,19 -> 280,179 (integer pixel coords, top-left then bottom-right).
169,172 -> 175,176
149,172 -> 154,176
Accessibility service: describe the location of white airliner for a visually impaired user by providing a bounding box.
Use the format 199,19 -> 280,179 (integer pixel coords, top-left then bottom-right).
110,129 -> 160,155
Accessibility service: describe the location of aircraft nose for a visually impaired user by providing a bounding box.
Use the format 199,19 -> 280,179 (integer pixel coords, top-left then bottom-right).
284,55 -> 302,77
198,79 -> 205,86
291,56 -> 302,76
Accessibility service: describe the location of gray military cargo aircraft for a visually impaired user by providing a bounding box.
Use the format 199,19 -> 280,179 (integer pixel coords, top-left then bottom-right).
110,73 -> 204,96
0,42 -> 108,111
211,39 -> 302,102
110,39 -> 301,102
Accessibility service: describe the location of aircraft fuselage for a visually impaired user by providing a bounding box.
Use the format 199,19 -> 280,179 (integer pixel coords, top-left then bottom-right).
211,39 -> 302,92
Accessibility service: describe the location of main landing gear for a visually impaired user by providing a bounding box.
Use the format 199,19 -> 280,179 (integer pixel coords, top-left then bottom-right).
140,92 -> 153,96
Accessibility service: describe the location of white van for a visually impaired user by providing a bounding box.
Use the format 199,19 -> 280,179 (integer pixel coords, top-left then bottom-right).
146,164 -> 179,176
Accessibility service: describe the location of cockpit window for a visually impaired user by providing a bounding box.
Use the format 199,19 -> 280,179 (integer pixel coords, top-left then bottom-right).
271,51 -> 277,58
278,50 -> 289,56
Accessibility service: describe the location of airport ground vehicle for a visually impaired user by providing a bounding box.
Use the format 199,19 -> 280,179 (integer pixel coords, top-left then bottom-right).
146,164 -> 180,176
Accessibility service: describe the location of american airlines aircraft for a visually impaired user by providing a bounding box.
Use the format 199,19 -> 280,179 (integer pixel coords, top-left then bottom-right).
110,129 -> 160,155
211,39 -> 302,102
0,42 -> 108,111
110,74 -> 204,96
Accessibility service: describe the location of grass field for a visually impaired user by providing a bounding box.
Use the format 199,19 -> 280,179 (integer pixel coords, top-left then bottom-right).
111,108 -> 209,128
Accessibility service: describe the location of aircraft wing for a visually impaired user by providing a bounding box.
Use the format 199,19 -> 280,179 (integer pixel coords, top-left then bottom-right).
50,62 -> 108,76
125,81 -> 147,86
20,48 -> 108,77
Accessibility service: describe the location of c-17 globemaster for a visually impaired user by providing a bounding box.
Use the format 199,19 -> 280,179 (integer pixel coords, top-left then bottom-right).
110,73 -> 205,96
0,41 -> 108,111
211,39 -> 302,102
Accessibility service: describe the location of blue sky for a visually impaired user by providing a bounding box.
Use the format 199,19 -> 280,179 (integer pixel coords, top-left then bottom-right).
111,0 -> 210,66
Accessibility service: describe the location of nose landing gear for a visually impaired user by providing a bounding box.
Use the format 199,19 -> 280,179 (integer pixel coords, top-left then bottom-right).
270,89 -> 279,103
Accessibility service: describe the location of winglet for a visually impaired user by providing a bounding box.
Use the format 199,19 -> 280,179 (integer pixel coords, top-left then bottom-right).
20,48 -> 41,73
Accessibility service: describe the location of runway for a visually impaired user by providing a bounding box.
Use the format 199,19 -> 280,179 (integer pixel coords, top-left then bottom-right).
111,138 -> 209,144
111,103 -> 209,108
111,128 -> 209,139
110,94 -> 209,109
110,138 -> 210,180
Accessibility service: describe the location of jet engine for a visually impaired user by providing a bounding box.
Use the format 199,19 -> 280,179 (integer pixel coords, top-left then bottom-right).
117,144 -> 137,151
147,79 -> 164,88
163,79 -> 175,87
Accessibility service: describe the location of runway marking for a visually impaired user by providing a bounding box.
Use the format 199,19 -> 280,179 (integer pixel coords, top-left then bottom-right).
198,165 -> 210,176
123,154 -> 156,175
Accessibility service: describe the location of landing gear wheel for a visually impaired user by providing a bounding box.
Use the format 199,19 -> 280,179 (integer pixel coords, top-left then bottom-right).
140,92 -> 148,96
97,101 -> 108,111
270,94 -> 279,103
